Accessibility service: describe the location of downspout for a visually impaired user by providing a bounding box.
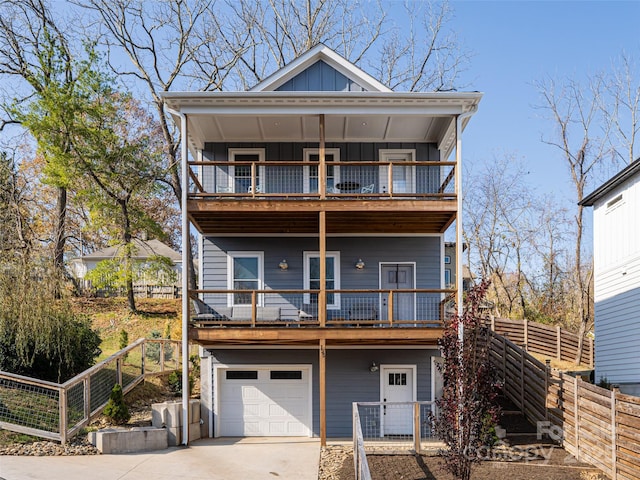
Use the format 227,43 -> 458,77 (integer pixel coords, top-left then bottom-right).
455,105 -> 478,335
168,106 -> 191,447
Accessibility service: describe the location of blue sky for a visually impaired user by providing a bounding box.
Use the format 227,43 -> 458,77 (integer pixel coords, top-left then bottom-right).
442,0 -> 639,202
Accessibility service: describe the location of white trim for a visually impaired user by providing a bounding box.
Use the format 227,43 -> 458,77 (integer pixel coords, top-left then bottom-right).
249,44 -> 391,93
303,251 -> 341,309
213,363 -> 313,438
228,148 -> 265,193
303,148 -> 341,193
379,149 -> 417,194
226,251 -> 264,307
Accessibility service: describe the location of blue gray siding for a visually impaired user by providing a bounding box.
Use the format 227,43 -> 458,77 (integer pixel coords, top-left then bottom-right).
203,142 -> 440,162
275,60 -> 367,92
207,348 -> 437,437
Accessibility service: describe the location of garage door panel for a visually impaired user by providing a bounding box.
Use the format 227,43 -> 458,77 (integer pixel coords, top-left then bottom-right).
218,367 -> 311,437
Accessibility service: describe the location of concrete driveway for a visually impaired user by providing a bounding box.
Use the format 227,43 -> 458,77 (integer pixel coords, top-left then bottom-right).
0,437 -> 320,480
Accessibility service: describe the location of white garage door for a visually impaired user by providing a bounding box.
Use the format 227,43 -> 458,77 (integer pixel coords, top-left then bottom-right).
218,366 -> 311,437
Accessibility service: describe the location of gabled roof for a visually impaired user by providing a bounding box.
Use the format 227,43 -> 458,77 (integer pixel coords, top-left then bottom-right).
580,158 -> 640,206
249,43 -> 392,93
78,238 -> 181,263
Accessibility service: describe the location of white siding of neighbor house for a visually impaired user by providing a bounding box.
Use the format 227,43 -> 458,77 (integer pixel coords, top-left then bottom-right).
592,173 -> 640,390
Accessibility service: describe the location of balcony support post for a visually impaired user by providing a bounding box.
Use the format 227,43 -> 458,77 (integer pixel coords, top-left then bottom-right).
319,211 -> 327,328
319,339 -> 327,446
319,114 -> 326,200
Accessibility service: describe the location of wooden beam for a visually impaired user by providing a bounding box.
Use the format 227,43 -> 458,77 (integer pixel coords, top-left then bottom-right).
319,211 -> 326,328
189,327 -> 444,343
188,199 -> 457,213
319,339 -> 327,447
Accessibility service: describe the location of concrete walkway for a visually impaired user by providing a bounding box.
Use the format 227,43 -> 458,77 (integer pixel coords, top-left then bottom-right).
0,437 -> 320,480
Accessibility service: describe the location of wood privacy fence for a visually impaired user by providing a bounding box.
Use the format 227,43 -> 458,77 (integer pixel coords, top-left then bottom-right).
490,331 -> 640,480
0,338 -> 181,444
489,317 -> 594,368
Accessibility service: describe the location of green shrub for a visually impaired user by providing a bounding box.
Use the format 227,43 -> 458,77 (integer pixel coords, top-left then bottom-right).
102,384 -> 130,424
118,329 -> 129,350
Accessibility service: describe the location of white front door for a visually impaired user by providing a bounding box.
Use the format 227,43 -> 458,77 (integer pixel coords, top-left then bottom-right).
381,366 -> 416,435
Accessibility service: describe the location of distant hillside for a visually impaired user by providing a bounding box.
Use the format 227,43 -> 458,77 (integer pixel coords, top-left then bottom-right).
71,298 -> 182,360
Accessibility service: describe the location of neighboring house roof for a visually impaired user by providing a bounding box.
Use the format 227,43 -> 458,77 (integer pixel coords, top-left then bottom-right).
249,43 -> 392,93
580,157 -> 640,206
77,238 -> 181,263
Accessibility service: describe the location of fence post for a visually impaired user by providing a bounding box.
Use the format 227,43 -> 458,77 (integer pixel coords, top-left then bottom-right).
545,359 -> 551,421
490,316 -> 495,331
574,376 -> 580,462
611,386 -> 618,480
59,387 -> 67,444
502,335 -> 507,384
141,341 -> 146,376
523,319 -> 528,351
590,338 -> 594,369
160,341 -> 165,373
556,326 -> 562,361
414,402 -> 421,454
84,376 -> 91,422
116,358 -> 123,386
520,349 -> 525,411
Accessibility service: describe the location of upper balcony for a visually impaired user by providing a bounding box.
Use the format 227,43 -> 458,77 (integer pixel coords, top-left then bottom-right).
187,158 -> 457,235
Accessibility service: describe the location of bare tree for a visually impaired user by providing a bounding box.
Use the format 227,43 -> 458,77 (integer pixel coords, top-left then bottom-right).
464,153 -> 538,318
601,52 -> 640,166
0,0 -> 79,283
78,0 -> 243,289
213,0 -> 469,91
535,76 -> 609,364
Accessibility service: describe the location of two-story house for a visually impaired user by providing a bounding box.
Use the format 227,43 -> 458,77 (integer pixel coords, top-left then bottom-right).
163,44 -> 482,445
580,158 -> 640,395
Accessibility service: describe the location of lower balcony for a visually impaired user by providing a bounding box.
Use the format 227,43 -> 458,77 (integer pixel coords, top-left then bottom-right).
189,289 -> 452,345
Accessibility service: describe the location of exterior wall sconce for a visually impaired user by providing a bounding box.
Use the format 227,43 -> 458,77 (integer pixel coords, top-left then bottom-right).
278,259 -> 288,271
369,362 -> 379,373
355,258 -> 365,269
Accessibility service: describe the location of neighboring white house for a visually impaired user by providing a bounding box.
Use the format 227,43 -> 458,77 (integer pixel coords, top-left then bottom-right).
70,238 -> 183,287
580,158 -> 640,395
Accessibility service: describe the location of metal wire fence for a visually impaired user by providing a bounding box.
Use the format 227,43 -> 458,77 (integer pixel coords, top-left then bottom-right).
0,338 -> 181,443
354,401 -> 438,455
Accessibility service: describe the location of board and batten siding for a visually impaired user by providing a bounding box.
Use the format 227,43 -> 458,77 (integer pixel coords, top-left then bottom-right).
592,173 -> 640,392
203,348 -> 437,437
275,60 -> 367,92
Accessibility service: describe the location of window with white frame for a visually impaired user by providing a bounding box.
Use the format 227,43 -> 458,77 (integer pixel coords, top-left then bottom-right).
229,148 -> 265,193
303,148 -> 340,193
303,251 -> 340,308
444,269 -> 451,286
379,149 -> 416,194
227,252 -> 263,306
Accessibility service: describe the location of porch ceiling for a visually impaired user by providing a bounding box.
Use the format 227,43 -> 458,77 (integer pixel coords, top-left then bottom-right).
162,91 -> 483,159
187,200 -> 456,234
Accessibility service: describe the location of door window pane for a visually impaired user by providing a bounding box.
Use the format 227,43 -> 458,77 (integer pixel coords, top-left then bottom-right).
231,255 -> 260,305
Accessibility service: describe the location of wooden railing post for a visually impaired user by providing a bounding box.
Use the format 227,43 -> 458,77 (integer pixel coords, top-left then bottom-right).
611,386 -> 619,480
520,348 -> 525,411
84,376 -> 91,422
502,335 -> 507,384
414,402 -> 421,454
59,387 -> 67,444
574,376 -> 580,462
387,291 -> 394,327
545,359 -> 551,421
523,319 -> 528,351
160,341 -> 165,373
251,291 -> 257,328
116,358 -> 123,386
251,162 -> 256,197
